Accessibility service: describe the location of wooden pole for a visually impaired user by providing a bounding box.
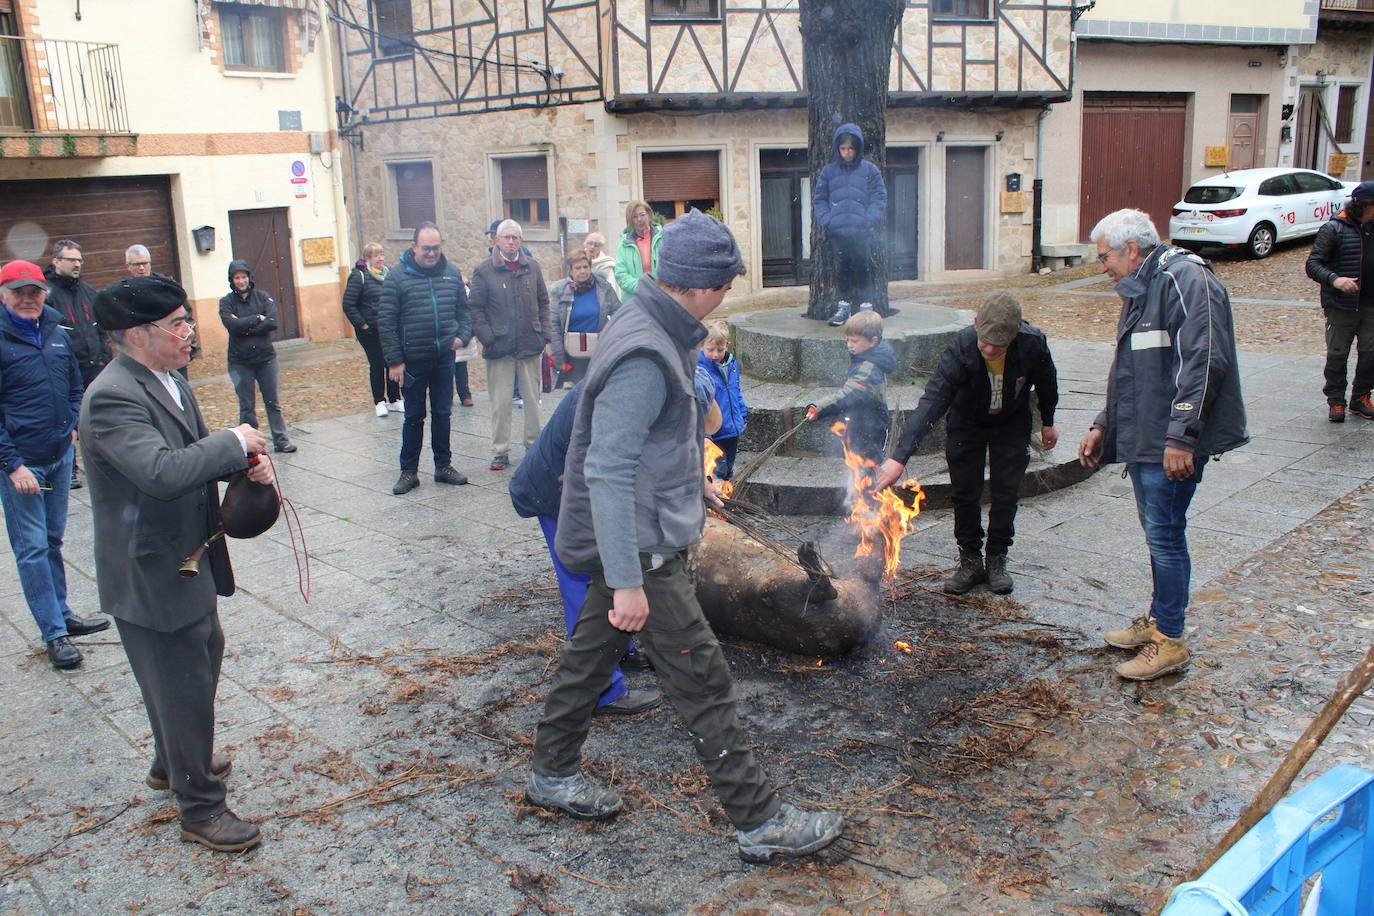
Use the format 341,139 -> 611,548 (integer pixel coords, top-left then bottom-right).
1153,642 -> 1374,915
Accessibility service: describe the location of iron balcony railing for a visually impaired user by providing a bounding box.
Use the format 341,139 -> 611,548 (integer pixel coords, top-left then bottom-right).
1322,0 -> 1374,12
0,35 -> 129,133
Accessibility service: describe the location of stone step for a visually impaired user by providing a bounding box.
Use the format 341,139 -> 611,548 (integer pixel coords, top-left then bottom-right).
736,378 -> 942,454
727,406 -> 1102,516
727,305 -> 970,384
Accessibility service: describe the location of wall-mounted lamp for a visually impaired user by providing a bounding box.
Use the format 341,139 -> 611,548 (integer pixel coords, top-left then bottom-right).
1280,124 -> 1293,144
935,130 -> 945,142
995,130 -> 1004,141
192,225 -> 216,254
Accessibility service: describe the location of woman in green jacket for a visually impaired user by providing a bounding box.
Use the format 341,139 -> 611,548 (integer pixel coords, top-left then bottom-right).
613,199 -> 662,298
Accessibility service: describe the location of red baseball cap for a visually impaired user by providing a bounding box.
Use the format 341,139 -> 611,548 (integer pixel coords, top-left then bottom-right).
0,260 -> 48,292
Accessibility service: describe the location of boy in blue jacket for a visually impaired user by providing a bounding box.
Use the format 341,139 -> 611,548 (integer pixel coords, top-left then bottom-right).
698,320 -> 748,480
813,122 -> 887,326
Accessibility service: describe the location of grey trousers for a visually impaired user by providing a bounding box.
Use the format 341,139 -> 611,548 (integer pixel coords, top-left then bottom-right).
531,551 -> 780,830
116,612 -> 227,822
229,357 -> 289,446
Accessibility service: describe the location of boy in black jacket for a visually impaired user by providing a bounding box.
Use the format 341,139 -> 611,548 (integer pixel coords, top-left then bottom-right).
805,309 -> 896,473
874,293 -> 1058,595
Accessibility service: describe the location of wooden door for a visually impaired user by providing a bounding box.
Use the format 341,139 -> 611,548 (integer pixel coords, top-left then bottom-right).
228,208 -> 298,340
884,147 -> 919,279
945,147 -> 985,270
1079,93 -> 1187,241
0,175 -> 178,288
1294,86 -> 1323,172
1229,94 -> 1261,171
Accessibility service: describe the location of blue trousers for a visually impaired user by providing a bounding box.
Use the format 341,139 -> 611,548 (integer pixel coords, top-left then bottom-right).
538,515 -> 626,707
399,359 -> 455,472
0,445 -> 75,642
1129,460 -> 1206,639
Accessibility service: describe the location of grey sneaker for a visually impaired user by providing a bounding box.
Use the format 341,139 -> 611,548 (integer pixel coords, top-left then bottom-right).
592,688 -> 662,717
737,802 -> 844,863
526,770 -> 622,820
433,465 -> 468,486
392,471 -> 419,495
826,301 -> 852,327
942,550 -> 986,595
985,553 -> 1013,594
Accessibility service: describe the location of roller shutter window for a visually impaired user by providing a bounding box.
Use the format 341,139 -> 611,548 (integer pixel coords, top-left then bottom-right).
390,160 -> 435,232
500,156 -> 550,226
642,150 -> 721,219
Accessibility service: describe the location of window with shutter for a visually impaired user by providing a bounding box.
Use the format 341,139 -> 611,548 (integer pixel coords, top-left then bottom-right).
389,160 -> 436,232
500,156 -> 550,227
1335,86 -> 1358,144
375,0 -> 413,58
648,0 -> 721,20
218,3 -> 287,72
642,150 -> 721,219
932,0 -> 991,20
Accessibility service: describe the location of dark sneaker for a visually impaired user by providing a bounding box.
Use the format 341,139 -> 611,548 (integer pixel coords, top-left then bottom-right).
985,554 -> 1013,594
620,647 -> 654,672
737,803 -> 844,863
1351,393 -> 1374,419
274,441 -> 297,453
392,471 -> 419,495
63,613 -> 110,637
942,551 -> 986,595
70,466 -> 83,490
525,770 -> 623,820
593,688 -> 662,717
826,301 -> 852,327
490,454 -> 509,471
148,752 -> 232,791
46,637 -> 82,670
179,810 -> 262,852
433,465 -> 468,486
1329,403 -> 1347,423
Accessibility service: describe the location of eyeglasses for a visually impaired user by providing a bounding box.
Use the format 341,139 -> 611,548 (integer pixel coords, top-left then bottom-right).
55,256 -> 83,264
128,261 -> 150,268
497,234 -> 522,241
1096,250 -> 1114,265
147,318 -> 196,342
419,245 -> 442,254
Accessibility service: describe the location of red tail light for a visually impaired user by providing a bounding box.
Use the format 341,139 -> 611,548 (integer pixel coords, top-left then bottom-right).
1211,208 -> 1248,218
1172,207 -> 1187,216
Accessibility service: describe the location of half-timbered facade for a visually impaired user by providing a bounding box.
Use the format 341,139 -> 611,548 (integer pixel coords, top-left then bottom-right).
334,1 -> 1076,287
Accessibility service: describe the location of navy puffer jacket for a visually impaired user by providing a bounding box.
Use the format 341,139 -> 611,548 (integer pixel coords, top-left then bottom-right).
377,248 -> 471,367
813,123 -> 888,239
1305,212 -> 1369,311
0,305 -> 83,473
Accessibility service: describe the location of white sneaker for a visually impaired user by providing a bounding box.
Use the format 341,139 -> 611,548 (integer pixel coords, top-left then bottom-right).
389,398 -> 404,411
514,397 -> 524,409
375,401 -> 389,417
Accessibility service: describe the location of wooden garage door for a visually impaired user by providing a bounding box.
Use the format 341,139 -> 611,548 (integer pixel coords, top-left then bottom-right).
0,176 -> 179,289
1079,93 -> 1187,242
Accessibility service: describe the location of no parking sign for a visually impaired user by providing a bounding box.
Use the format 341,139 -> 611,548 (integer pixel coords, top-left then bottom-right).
289,158 -> 308,198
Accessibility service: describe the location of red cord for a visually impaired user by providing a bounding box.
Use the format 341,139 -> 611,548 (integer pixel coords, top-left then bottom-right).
260,452 -> 311,603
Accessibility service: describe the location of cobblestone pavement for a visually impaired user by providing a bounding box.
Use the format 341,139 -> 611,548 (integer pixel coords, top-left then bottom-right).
1,330 -> 1371,914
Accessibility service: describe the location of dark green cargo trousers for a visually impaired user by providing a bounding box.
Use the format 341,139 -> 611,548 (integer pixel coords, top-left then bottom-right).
531,550 -> 781,830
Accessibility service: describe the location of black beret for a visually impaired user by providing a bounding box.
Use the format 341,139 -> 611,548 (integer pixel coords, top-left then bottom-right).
93,275 -> 188,330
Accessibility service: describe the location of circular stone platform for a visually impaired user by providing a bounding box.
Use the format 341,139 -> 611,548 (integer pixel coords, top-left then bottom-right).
728,304 -> 970,384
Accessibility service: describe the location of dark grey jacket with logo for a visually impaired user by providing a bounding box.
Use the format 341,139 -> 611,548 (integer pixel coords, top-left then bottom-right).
555,277 -> 707,579
1094,245 -> 1248,464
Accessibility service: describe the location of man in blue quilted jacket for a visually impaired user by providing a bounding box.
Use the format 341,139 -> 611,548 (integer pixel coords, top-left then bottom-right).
813,122 -> 887,326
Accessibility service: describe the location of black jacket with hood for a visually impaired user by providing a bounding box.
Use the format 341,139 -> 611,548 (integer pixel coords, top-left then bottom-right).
1305,211 -> 1370,311
41,264 -> 109,369
218,260 -> 279,366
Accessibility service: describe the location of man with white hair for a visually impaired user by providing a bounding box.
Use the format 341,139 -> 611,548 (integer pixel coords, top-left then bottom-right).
1079,209 -> 1248,682
125,244 -> 153,277
468,219 -> 553,471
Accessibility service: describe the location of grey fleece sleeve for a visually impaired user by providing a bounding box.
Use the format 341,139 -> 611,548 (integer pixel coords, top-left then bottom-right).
585,356 -> 668,589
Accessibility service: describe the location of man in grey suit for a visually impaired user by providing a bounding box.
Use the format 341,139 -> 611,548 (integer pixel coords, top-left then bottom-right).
82,275 -> 274,852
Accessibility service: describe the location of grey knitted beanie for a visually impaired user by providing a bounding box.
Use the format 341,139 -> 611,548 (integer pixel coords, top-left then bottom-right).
657,209 -> 744,289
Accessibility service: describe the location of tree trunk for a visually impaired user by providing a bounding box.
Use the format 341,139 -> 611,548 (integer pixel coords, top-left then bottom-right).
800,0 -> 906,320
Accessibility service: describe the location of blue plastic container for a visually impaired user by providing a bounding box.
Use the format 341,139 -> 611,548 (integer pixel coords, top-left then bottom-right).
1162,764 -> 1374,916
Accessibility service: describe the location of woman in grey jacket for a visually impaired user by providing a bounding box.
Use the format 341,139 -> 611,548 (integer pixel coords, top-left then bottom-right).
548,251 -> 619,387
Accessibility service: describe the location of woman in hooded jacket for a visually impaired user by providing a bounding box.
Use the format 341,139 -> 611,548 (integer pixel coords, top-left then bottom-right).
813,122 -> 888,326
342,242 -> 402,416
219,259 -> 296,452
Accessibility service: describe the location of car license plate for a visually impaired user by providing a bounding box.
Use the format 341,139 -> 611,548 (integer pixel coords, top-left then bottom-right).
1181,227 -> 1207,235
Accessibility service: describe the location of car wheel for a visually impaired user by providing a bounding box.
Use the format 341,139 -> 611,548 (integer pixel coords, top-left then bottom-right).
1247,223 -> 1276,259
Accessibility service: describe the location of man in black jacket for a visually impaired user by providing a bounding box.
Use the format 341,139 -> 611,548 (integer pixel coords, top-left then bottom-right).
44,239 -> 111,489
875,293 -> 1059,596
378,222 -> 473,494
1305,181 -> 1374,422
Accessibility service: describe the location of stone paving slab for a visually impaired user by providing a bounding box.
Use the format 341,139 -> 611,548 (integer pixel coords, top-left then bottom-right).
0,341 -> 1371,914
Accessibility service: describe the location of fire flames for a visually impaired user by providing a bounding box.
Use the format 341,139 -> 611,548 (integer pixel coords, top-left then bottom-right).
832,420 -> 925,581
703,438 -> 734,500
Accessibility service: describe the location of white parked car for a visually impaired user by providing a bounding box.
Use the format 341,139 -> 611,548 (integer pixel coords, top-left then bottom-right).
1168,167 -> 1358,259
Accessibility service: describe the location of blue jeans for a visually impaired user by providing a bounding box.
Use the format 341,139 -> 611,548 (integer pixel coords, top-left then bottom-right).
538,515 -> 627,708
0,446 -> 75,642
399,359 -> 455,472
1128,460 -> 1206,640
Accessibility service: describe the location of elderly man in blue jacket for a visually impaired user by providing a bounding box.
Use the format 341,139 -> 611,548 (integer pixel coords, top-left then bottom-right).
0,260 -> 110,670
1080,209 -> 1249,682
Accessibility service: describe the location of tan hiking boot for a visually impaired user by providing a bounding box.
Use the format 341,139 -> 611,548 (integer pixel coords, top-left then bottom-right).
1103,615 -> 1160,649
1116,633 -> 1189,681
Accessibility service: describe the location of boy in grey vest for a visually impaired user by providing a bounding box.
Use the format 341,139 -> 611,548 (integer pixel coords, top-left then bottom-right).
527,210 -> 844,863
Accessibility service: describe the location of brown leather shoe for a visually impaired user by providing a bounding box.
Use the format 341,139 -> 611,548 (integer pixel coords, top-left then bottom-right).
179,810 -> 261,852
147,752 -> 232,791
